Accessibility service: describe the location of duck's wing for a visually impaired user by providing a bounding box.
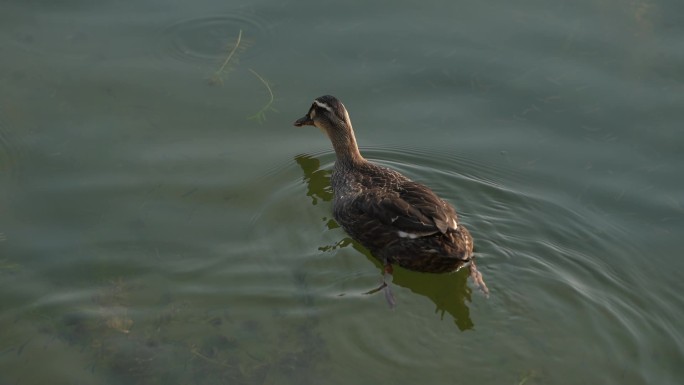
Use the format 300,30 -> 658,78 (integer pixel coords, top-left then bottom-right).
361,181 -> 458,237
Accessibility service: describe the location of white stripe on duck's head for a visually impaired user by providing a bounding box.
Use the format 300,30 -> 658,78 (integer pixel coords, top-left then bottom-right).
293,95 -> 351,131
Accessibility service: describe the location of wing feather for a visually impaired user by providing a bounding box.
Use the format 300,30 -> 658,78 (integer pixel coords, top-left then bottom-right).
355,181 -> 458,237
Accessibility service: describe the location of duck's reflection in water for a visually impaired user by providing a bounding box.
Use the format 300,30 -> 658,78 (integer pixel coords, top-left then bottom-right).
295,154 -> 332,205
295,154 -> 475,331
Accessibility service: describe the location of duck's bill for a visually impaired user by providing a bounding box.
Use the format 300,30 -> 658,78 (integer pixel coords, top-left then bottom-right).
293,115 -> 314,127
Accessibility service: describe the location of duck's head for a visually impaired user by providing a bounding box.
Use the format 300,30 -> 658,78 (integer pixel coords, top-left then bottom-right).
293,95 -> 352,134
294,95 -> 363,164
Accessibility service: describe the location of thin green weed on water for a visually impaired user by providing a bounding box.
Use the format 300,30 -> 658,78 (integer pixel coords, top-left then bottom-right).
247,68 -> 277,123
208,29 -> 245,86
206,30 -> 277,122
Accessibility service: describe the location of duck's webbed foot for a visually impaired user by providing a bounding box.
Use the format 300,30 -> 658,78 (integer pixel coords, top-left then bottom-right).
468,259 -> 489,297
363,262 -> 396,308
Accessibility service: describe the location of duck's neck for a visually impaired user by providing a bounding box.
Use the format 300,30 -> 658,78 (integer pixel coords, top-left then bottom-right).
329,124 -> 365,168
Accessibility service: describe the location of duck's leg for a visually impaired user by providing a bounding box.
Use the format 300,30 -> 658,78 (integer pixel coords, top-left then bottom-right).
382,263 -> 396,308
468,259 -> 489,297
363,262 -> 396,308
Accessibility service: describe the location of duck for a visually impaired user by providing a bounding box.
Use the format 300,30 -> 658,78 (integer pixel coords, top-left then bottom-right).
294,95 -> 488,301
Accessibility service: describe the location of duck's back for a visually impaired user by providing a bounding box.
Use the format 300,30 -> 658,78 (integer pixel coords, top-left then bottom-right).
330,161 -> 473,273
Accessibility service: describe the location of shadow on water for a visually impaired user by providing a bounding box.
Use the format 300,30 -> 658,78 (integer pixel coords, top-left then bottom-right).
295,154 -> 475,331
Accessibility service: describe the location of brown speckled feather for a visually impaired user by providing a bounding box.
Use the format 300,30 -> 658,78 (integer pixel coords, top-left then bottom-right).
332,162 -> 473,273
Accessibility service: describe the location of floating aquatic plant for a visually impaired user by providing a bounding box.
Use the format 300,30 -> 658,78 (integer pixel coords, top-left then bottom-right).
208,29 -> 246,86
94,278 -> 134,334
206,30 -> 278,122
516,369 -> 541,385
0,257 -> 20,274
247,68 -> 277,123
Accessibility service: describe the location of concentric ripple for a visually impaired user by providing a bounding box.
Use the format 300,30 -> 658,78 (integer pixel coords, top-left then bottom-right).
157,12 -> 271,65
247,145 -> 649,379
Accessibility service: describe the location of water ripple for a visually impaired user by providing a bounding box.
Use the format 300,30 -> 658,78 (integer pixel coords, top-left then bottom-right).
156,12 -> 271,65
247,145 -> 650,376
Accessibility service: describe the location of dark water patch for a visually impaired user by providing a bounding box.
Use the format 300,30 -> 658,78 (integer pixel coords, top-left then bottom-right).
5,13 -> 97,59
0,106 -> 27,181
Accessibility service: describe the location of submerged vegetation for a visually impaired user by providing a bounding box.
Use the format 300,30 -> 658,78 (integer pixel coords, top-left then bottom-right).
247,68 -> 277,123
208,29 -> 245,86
0,257 -> 20,274
23,276 -> 330,384
208,29 -> 276,123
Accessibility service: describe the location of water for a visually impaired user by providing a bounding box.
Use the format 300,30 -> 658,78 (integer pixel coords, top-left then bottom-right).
1,0 -> 682,383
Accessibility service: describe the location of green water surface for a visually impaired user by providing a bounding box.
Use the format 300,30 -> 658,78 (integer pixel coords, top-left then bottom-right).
1,0 -> 682,384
